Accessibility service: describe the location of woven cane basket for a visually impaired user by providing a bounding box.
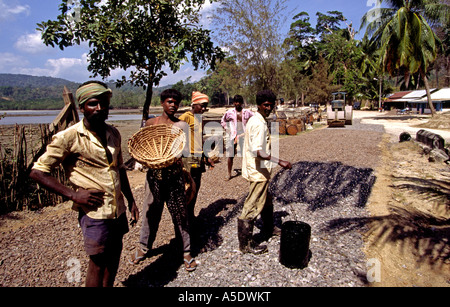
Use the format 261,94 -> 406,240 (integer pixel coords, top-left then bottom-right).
128,124 -> 186,169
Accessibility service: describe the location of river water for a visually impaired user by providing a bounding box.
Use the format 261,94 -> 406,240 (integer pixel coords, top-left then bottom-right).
0,110 -> 143,125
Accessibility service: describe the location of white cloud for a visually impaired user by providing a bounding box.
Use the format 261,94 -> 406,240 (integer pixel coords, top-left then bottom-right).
14,31 -> 50,54
15,54 -> 90,82
199,0 -> 218,28
0,0 -> 30,22
0,52 -> 28,70
46,57 -> 84,76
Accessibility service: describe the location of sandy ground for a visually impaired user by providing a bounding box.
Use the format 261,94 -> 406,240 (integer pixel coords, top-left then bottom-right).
354,110 -> 449,287
357,110 -> 450,143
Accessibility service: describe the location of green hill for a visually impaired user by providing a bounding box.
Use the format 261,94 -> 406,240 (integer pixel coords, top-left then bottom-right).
0,74 -> 79,88
0,74 -> 162,110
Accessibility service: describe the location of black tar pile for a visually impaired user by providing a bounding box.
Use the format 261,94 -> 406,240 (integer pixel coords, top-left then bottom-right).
269,161 -> 376,211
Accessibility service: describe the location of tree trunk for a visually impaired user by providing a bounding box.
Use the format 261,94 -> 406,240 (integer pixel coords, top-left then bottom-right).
142,84 -> 153,123
420,68 -> 436,117
142,67 -> 155,123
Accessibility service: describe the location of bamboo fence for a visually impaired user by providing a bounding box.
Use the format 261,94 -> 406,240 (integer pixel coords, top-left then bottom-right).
0,87 -> 79,213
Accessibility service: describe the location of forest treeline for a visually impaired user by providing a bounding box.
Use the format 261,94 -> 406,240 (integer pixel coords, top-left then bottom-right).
0,74 -> 156,110
0,73 -> 231,110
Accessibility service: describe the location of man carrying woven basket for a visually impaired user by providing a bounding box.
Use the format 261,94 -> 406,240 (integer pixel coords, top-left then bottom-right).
130,89 -> 197,272
30,81 -> 139,287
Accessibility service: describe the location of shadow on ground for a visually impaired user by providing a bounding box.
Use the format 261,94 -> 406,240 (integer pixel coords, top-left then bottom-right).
122,197 -> 244,287
325,173 -> 450,269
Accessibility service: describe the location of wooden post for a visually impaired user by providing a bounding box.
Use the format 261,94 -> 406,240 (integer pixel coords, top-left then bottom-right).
49,87 -> 79,134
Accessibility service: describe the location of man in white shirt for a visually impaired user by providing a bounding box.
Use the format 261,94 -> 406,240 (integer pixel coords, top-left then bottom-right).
239,90 -> 292,254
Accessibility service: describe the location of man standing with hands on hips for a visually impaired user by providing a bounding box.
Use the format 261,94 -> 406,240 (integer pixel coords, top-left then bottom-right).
238,90 -> 292,254
30,81 -> 139,287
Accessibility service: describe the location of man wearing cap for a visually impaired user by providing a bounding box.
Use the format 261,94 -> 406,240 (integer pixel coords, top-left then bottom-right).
179,91 -> 214,229
30,80 -> 139,287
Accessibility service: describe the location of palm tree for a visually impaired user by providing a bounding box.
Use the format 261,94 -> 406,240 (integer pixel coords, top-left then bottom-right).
361,0 -> 449,116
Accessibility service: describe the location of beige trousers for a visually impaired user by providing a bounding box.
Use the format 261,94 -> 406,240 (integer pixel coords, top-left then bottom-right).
239,180 -> 271,221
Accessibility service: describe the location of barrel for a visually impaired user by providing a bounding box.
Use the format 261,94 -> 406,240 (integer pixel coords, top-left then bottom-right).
416,129 -> 445,150
279,221 -> 311,269
399,132 -> 411,142
286,124 -> 299,135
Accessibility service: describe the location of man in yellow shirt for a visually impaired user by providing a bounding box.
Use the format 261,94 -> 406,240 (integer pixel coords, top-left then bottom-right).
179,91 -> 215,228
239,90 -> 292,254
30,81 -> 139,287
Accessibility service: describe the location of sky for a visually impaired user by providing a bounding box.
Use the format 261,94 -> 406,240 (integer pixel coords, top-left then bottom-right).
0,0 -> 378,87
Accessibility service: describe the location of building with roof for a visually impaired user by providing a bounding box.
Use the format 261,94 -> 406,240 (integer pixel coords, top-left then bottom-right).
384,88 -> 450,113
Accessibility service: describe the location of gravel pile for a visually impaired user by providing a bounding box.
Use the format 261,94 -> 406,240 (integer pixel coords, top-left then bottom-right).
0,119 -> 385,287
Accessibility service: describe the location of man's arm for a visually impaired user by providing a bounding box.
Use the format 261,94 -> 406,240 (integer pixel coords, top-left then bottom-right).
256,150 -> 292,170
144,117 -> 158,127
119,168 -> 139,225
29,169 -> 105,207
220,112 -> 230,129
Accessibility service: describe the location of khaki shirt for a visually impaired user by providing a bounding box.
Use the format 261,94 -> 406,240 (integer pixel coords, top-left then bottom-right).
33,121 -> 126,220
242,112 -> 274,182
179,111 -> 203,156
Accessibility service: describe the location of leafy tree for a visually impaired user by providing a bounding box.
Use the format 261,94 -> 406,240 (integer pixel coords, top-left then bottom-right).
284,12 -> 316,59
172,77 -> 197,105
37,0 -> 224,121
211,0 -> 288,93
283,11 -> 320,78
284,10 -> 364,103
305,56 -> 338,105
203,56 -> 242,104
316,11 -> 346,37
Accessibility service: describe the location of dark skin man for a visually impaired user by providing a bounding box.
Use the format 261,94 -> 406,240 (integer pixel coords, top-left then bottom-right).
30,91 -> 139,287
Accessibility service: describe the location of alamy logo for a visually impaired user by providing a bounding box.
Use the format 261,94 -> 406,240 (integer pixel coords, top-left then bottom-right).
366,0 -> 382,24
66,0 -> 81,23
65,257 -> 81,283
366,258 -> 381,283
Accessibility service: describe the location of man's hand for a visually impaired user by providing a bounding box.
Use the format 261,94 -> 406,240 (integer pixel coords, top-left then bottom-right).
207,157 -> 215,170
129,201 -> 139,226
278,159 -> 292,170
72,188 -> 105,207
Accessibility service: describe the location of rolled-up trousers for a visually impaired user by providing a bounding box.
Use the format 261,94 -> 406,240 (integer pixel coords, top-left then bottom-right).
139,165 -> 190,254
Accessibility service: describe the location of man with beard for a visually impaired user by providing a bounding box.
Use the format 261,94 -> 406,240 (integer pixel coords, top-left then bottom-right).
30,81 -> 139,286
221,94 -> 254,181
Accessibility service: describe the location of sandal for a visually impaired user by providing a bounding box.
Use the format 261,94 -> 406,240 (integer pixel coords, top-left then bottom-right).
183,255 -> 197,272
129,249 -> 146,265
